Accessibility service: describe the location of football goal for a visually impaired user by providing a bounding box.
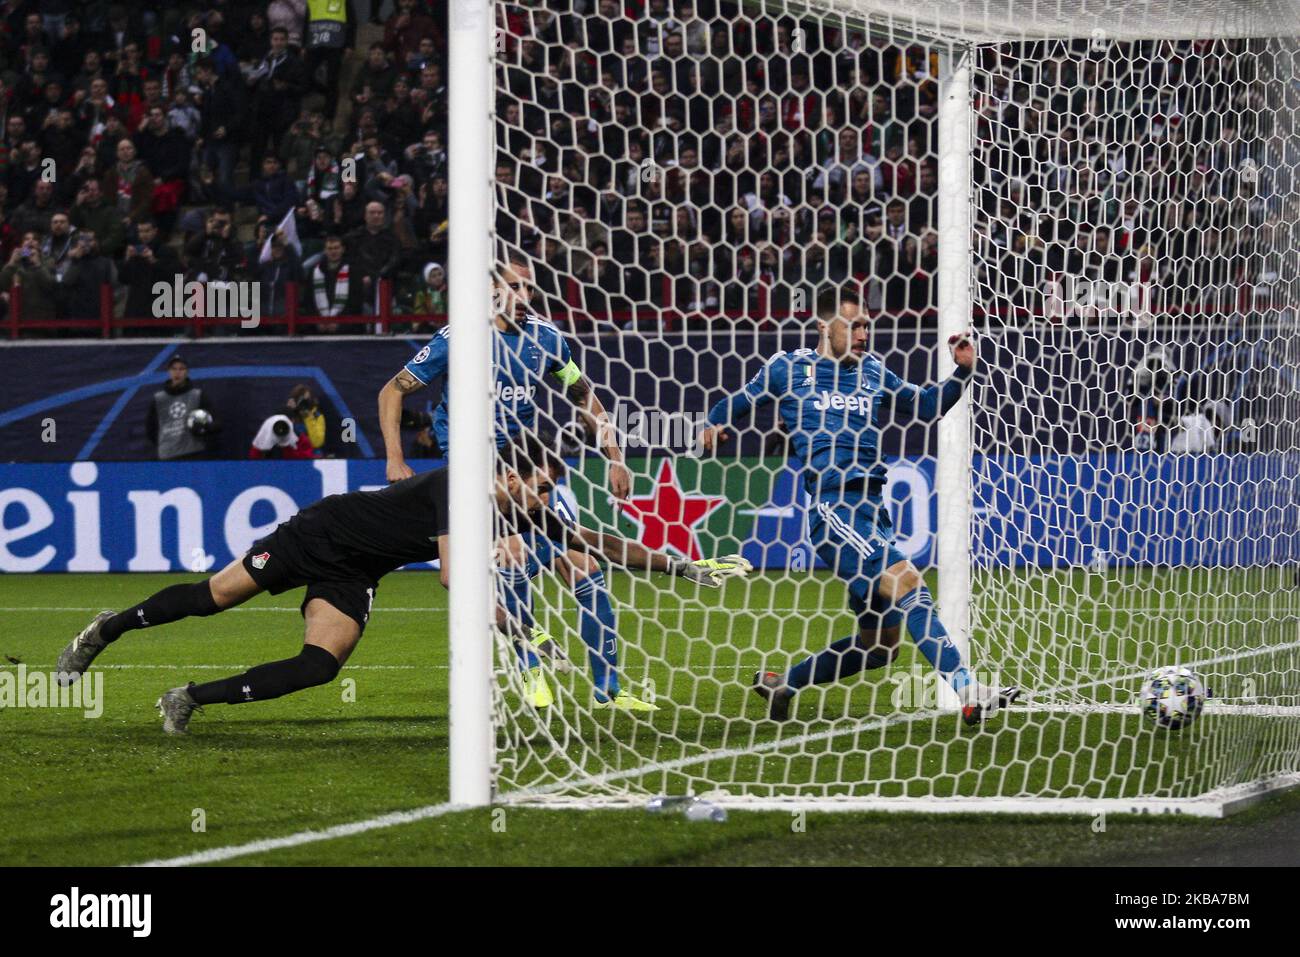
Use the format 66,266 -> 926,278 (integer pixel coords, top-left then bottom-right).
446,0 -> 1300,816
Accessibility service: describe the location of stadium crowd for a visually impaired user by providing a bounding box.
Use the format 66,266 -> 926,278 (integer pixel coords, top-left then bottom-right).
0,0 -> 1288,336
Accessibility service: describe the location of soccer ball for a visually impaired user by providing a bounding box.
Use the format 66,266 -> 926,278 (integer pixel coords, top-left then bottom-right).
186,408 -> 212,435
1140,666 -> 1207,730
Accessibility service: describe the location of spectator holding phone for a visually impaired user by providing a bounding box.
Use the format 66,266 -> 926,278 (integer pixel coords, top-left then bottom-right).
121,220 -> 181,323
0,233 -> 58,321
70,179 -> 126,258
60,229 -> 117,320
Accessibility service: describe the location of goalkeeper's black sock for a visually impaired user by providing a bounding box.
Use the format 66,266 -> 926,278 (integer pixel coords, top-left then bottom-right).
188,645 -> 341,706
100,581 -> 221,643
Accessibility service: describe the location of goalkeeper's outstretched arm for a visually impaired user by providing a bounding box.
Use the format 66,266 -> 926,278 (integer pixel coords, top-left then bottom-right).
523,504 -> 749,586
571,525 -> 748,584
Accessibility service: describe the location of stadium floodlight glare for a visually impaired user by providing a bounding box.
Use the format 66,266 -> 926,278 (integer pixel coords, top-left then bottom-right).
450,0 -> 1300,815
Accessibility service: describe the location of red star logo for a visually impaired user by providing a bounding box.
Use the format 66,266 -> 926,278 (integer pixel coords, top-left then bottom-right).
618,459 -> 725,561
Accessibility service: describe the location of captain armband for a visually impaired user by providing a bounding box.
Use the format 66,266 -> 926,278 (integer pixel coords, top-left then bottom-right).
553,361 -> 582,389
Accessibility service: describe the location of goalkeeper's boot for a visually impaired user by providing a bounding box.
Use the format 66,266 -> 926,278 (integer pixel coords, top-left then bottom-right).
523,666 -> 554,709
56,610 -> 115,686
156,685 -> 202,735
753,671 -> 795,722
960,684 -> 1021,727
593,689 -> 658,712
526,625 -> 572,674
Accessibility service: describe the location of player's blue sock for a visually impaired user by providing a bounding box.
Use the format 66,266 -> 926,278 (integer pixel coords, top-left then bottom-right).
573,570 -> 620,698
786,635 -> 894,690
500,566 -> 539,671
899,586 -> 973,693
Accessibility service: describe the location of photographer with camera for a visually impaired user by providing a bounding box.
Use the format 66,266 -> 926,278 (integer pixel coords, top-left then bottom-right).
1127,346 -> 1179,452
284,383 -> 328,456
184,207 -> 244,284
248,413 -> 315,459
146,355 -> 221,461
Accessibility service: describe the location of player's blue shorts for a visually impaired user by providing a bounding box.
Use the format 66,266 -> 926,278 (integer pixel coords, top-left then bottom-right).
807,485 -> 906,631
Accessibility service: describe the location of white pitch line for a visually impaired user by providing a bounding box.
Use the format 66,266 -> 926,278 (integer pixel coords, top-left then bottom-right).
33,593 -> 1288,865
504,635 -> 1300,802
506,708 -> 937,803
131,801 -> 463,867
114,654 -> 1300,865
1013,701 -> 1300,717
1040,636 -> 1300,698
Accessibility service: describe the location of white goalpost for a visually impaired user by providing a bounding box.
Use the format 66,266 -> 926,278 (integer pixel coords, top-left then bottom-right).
451,0 -> 1300,815
447,0 -> 496,807
935,46 -> 973,714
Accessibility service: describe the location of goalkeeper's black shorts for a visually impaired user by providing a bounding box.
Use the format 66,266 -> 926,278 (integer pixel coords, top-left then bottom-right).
241,514 -> 379,633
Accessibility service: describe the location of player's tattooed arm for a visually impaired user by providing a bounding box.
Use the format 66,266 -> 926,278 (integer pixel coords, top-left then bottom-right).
568,374 -> 631,500
379,368 -> 427,483
390,368 -> 425,394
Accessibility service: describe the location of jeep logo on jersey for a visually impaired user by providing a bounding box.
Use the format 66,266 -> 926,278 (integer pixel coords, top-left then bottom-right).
812,390 -> 872,415
496,382 -> 537,403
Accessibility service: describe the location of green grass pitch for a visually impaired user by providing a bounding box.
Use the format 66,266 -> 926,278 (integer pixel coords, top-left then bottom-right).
1,569 -> 1297,866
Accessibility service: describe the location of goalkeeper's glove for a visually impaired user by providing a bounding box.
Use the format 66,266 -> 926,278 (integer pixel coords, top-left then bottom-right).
669,554 -> 753,587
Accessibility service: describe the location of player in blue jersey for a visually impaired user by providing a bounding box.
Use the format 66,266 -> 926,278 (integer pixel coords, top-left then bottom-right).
378,254 -> 659,711
701,287 -> 1019,726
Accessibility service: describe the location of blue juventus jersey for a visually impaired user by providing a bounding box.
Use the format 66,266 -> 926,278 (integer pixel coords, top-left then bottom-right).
404,314 -> 582,451
707,347 -> 972,496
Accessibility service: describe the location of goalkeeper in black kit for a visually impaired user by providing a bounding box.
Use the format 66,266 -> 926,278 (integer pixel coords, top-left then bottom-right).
55,435 -> 748,734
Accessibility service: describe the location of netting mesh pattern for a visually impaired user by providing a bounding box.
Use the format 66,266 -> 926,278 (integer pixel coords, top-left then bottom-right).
969,29 -> 1300,798
477,0 -> 1300,807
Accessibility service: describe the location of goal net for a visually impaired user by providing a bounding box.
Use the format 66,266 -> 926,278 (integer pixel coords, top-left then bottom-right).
456,0 -> 1300,814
